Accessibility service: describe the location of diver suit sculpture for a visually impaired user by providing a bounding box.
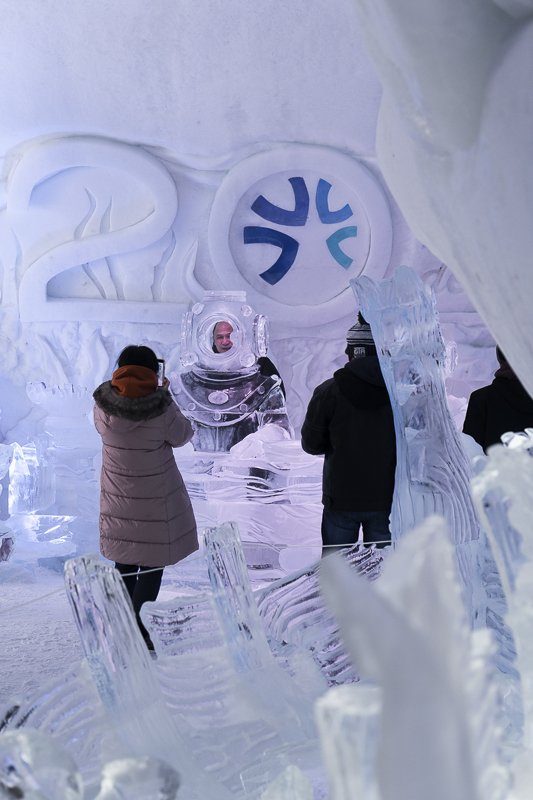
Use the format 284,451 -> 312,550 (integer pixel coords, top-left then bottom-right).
172,292 -> 291,452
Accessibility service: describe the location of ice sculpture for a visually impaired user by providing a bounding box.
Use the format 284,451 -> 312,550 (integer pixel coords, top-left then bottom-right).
350,269 -> 519,671
95,757 -> 180,800
0,444 -> 14,563
0,427 -> 81,568
350,0 -> 533,396
26,382 -> 100,554
63,542 -> 325,796
471,430 -> 533,795
143,521 -> 382,691
173,423 -> 323,576
63,555 -> 233,800
8,439 -> 54,515
255,544 -> 383,685
259,765 -> 313,800
172,291 -> 291,451
315,683 -> 381,800
202,521 -> 322,741
0,661 -> 113,791
320,516 -> 510,800
0,729 -> 83,799
352,267 -> 479,545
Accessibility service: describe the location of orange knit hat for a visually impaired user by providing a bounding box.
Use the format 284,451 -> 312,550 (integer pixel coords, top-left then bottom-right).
111,365 -> 158,398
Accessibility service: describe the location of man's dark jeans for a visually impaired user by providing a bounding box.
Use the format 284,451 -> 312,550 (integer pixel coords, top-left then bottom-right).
321,509 -> 392,551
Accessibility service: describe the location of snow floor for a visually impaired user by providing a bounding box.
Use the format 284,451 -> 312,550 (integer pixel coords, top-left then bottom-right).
0,557 -> 212,710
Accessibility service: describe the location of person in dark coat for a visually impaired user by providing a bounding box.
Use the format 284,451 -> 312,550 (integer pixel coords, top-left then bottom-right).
93,345 -> 198,649
301,314 -> 396,550
463,347 -> 533,452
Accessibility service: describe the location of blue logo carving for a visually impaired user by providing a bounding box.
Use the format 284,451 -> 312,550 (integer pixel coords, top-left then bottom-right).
243,226 -> 300,286
244,176 -> 358,285
251,176 -> 309,226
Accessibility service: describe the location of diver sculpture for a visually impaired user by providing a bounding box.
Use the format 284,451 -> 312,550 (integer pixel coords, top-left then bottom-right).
172,292 -> 291,452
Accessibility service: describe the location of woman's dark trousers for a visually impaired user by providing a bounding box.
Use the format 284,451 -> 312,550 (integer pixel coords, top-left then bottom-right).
115,563 -> 164,648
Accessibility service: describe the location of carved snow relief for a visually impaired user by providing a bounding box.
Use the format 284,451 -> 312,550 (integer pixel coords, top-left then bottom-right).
5,136 -> 183,323
208,145 -> 394,326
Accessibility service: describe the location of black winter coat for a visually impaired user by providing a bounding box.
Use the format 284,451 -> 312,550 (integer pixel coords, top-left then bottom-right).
301,356 -> 396,512
463,375 -> 533,452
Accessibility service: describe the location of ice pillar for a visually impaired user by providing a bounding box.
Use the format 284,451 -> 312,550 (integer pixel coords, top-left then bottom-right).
64,555 -> 231,800
315,683 -> 381,800
352,266 -> 479,544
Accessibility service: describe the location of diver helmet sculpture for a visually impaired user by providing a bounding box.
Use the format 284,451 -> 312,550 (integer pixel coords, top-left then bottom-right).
173,291 -> 291,452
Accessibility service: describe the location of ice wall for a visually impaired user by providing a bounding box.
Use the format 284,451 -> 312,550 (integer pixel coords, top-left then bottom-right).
350,0 -> 533,396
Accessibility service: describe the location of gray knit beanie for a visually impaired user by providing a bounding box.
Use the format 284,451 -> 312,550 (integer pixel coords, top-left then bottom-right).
346,315 -> 376,359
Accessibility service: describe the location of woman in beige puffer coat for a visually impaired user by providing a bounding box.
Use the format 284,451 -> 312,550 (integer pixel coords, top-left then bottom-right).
93,345 -> 198,648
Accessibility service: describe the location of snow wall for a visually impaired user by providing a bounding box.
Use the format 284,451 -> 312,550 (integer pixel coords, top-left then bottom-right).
0,0 -> 493,442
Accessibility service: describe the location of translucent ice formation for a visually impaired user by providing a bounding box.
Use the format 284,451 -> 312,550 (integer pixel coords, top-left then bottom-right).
351,269 -> 518,688
352,266 -> 479,545
143,526 -> 382,700
203,521 -> 322,741
63,555 -> 232,800
95,757 -> 180,800
255,545 -> 383,685
320,515 -> 510,800
0,444 -> 12,485
315,683 -> 381,800
471,430 -> 533,795
8,439 -> 55,515
27,383 -> 100,554
0,729 -> 83,800
62,545 -> 325,797
350,0 -> 533,395
0,445 -> 14,564
172,291 -> 291,451
259,765 -> 313,800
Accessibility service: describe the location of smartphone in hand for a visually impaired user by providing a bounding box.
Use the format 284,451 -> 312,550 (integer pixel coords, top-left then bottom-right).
157,358 -> 166,387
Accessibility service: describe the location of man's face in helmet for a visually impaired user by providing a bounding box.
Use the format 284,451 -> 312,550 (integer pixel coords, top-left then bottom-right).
213,321 -> 234,353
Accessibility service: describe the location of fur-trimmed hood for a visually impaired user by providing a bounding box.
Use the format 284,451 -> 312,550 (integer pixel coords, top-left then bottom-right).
93,381 -> 173,421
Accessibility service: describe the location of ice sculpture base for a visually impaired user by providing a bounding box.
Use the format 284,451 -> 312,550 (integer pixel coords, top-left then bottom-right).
175,435 -> 324,582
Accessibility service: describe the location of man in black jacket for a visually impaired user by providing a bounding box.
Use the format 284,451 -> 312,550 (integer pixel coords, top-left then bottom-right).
463,347 -> 533,452
301,314 -> 396,550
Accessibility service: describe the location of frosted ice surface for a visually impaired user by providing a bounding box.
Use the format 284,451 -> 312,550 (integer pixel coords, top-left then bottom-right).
0,662 -> 110,790
64,555 -> 233,800
352,266 -> 479,546
0,729 -> 83,800
8,514 -> 75,561
260,765 -> 313,800
8,440 -> 55,515
203,521 -> 321,743
0,444 -> 12,479
315,684 -> 381,800
256,545 -> 383,685
144,527 -> 382,689
471,430 -> 533,793
63,541 -> 325,796
142,591 -> 222,658
172,292 -> 291,452
320,516 -> 510,800
95,757 -> 180,800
